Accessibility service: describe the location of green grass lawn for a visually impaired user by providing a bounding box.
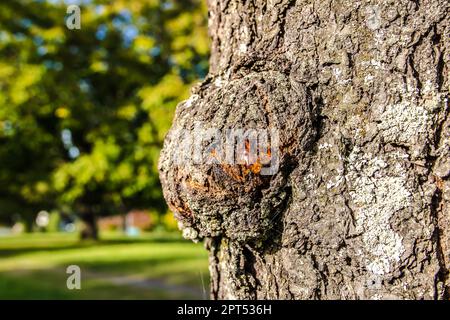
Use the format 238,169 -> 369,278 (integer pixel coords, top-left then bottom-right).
0,231 -> 209,299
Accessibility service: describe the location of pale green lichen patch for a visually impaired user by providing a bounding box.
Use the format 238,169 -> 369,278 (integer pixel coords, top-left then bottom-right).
346,147 -> 409,275
377,101 -> 432,146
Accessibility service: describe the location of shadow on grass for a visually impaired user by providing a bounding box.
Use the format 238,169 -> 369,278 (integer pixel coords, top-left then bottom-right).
0,267 -> 205,299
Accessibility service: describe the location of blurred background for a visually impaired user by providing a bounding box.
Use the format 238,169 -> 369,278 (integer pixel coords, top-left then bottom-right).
0,0 -> 210,299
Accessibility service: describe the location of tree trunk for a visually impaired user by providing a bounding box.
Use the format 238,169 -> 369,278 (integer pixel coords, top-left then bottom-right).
159,0 -> 449,299
79,208 -> 99,241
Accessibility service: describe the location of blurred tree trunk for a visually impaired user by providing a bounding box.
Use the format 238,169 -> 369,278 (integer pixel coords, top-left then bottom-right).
79,208 -> 98,241
23,210 -> 35,233
160,0 -> 449,299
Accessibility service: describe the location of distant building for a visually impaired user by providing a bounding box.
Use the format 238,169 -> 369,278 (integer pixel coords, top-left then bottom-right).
98,210 -> 152,231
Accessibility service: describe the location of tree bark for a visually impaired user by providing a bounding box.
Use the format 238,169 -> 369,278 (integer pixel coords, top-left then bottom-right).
159,0 -> 449,299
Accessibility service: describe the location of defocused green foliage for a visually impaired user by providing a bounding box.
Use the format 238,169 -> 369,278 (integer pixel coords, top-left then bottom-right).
161,209 -> 179,231
0,0 -> 209,231
47,210 -> 61,232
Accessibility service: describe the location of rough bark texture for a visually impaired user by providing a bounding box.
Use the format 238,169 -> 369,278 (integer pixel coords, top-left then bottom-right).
159,0 -> 449,299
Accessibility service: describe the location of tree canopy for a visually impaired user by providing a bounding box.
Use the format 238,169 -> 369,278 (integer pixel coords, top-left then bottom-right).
0,0 -> 209,231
